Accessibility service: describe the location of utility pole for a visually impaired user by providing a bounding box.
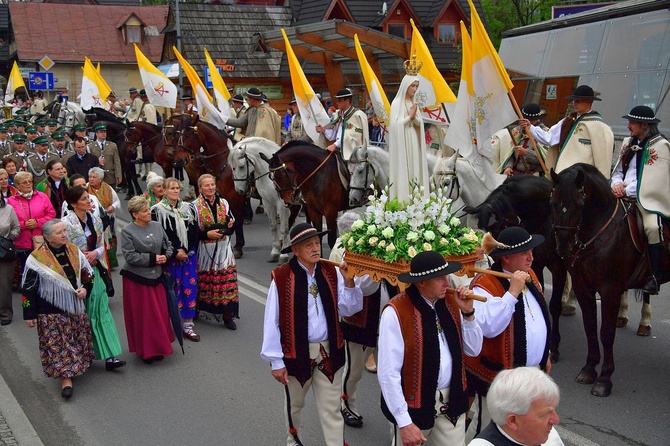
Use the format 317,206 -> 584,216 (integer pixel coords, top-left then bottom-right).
175,0 -> 183,112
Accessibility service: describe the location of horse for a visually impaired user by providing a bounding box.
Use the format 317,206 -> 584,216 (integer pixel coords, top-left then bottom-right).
261,141 -> 349,249
550,163 -> 655,397
46,100 -> 87,135
229,137 -> 299,262
348,144 -> 438,207
171,114 -> 247,256
123,121 -> 184,179
464,175 -> 568,363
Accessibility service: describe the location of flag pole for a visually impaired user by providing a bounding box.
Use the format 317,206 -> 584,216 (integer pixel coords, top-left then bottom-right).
506,91 -> 549,177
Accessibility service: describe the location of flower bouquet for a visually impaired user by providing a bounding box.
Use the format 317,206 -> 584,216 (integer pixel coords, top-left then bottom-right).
342,183 -> 482,290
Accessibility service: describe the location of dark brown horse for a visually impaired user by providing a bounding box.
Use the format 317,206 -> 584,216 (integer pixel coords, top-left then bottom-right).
123,121 -> 186,179
260,141 -> 349,249
171,114 -> 247,255
464,175 -> 568,364
550,163 -> 653,397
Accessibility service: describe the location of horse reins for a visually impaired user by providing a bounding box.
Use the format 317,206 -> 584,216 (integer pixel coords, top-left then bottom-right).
348,151 -> 375,198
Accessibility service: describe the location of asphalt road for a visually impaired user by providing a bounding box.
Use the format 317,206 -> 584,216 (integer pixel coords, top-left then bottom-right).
0,195 -> 669,445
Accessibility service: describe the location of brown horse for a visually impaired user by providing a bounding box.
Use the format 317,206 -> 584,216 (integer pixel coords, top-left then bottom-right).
260,141 -> 349,249
550,163 -> 655,397
123,121 -> 187,179
171,114 -> 247,255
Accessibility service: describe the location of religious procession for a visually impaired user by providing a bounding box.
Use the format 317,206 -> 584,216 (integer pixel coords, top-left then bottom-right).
0,0 -> 667,445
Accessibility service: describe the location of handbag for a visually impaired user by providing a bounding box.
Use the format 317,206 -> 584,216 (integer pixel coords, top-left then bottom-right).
0,236 -> 16,261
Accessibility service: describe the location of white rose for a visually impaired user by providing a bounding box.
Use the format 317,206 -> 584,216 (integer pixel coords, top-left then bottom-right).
423,242 -> 432,251
438,224 -> 450,235
408,246 -> 418,258
369,237 -> 378,247
379,240 -> 387,248
367,224 -> 377,235
381,227 -> 394,238
386,242 -> 396,252
351,219 -> 365,231
450,217 -> 461,227
424,230 -> 436,241
406,231 -> 419,242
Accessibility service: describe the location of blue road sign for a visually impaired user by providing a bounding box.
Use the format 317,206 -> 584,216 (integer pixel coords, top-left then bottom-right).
28,72 -> 55,90
203,66 -> 223,89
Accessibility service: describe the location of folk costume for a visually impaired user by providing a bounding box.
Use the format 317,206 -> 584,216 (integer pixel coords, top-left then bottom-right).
62,211 -> 123,362
287,112 -> 312,143
378,252 -> 483,446
88,181 -> 121,268
261,226 -> 364,446
22,242 -> 95,380
194,193 -> 238,320
320,89 -> 369,160
119,220 -> 175,361
152,199 -> 199,321
388,74 -> 429,200
500,105 -> 549,176
35,176 -> 69,215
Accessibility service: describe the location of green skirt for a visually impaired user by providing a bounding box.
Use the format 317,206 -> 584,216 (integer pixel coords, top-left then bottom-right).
86,267 -> 122,360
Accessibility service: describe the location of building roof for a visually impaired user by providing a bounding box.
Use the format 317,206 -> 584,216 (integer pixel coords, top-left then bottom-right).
503,0 -> 670,37
9,2 -> 167,63
163,3 -> 293,79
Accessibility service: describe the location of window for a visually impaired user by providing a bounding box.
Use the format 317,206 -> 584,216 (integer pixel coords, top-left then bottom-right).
126,25 -> 141,44
387,24 -> 406,39
437,24 -> 457,44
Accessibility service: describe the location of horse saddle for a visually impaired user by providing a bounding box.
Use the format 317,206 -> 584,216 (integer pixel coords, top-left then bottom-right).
625,198 -> 646,253
334,152 -> 350,191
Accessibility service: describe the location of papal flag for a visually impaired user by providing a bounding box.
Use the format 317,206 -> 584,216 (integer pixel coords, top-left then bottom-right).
4,61 -> 27,104
281,29 -> 330,143
135,44 -> 177,108
204,47 -> 231,116
409,19 -> 456,126
173,46 -> 227,129
354,34 -> 390,127
80,57 -> 110,110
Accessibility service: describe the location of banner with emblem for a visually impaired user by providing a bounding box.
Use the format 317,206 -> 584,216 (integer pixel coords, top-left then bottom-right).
409,19 -> 456,127
5,61 -> 27,104
135,44 -> 177,109
173,47 -> 227,130
80,57 -> 110,110
281,29 -> 330,143
354,34 -> 390,132
203,47 -> 231,116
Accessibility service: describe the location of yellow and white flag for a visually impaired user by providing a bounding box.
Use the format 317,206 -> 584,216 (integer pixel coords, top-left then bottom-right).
204,47 -> 231,116
4,61 -> 26,104
354,34 -> 390,127
173,47 -> 227,129
135,44 -> 177,108
409,19 -> 456,126
80,57 -> 110,110
281,29 -> 330,143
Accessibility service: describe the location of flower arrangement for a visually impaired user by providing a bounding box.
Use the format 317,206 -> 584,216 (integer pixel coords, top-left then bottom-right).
341,183 -> 481,263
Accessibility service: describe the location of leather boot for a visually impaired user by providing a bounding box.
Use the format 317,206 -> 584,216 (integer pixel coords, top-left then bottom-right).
642,243 -> 664,295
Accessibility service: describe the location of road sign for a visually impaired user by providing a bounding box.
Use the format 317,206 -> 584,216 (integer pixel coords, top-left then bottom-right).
38,55 -> 55,71
203,66 -> 223,89
28,72 -> 55,90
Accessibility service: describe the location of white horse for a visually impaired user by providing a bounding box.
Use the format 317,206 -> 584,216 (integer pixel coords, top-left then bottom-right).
57,101 -> 86,134
348,144 -> 438,207
228,137 -> 292,263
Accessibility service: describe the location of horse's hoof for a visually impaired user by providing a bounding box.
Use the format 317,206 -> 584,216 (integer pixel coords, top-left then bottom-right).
255,206 -> 265,214
591,381 -> 612,397
636,325 -> 651,336
561,306 -> 576,316
550,351 -> 560,364
267,254 -> 280,263
616,317 -> 628,328
576,370 -> 596,385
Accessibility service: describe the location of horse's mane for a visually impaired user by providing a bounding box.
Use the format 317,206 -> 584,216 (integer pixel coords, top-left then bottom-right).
132,121 -> 161,133
555,163 -> 613,213
277,140 -> 329,161
88,107 -> 124,124
197,120 -> 228,136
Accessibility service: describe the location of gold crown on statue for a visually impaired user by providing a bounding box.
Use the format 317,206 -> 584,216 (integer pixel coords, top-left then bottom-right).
403,52 -> 423,76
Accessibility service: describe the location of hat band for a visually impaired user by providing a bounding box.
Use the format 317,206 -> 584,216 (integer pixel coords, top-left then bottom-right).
497,235 -> 532,251
409,262 -> 452,277
290,228 -> 318,244
524,112 -> 541,118
627,114 -> 656,121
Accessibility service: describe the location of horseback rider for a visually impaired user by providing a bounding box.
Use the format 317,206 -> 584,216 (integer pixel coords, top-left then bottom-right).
315,88 -> 369,161
611,105 -> 669,295
501,103 -> 549,177
285,98 -> 312,143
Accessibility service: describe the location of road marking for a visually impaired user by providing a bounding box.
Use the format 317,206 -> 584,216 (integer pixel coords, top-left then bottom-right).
555,425 -> 601,446
238,274 -> 269,305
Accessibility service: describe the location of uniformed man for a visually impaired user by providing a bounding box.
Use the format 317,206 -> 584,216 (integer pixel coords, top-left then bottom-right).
50,131 -> 75,166
25,135 -> 59,183
226,87 -> 282,145
10,134 -> 30,170
0,124 -> 13,158
14,120 -> 27,136
125,87 -> 144,122
35,119 -> 47,136
6,120 -> 15,138
315,88 -> 369,160
107,91 -> 126,119
25,126 -> 38,152
88,123 -> 122,188
73,124 -> 89,143
46,119 -> 59,139
286,98 -> 312,143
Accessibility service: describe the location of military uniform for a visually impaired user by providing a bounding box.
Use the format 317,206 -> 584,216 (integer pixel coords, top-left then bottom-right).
88,138 -> 122,186
26,138 -> 60,183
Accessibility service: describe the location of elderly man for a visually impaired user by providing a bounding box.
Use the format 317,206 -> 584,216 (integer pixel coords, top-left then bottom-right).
66,137 -> 99,178
521,85 -> 614,179
315,88 -> 369,160
261,222 -> 371,446
468,367 -> 563,446
466,227 -> 551,441
226,87 -> 281,145
611,105 -> 670,296
88,123 -> 122,188
378,251 -> 483,446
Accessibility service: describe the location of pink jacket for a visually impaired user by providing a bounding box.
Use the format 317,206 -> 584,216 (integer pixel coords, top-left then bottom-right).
8,191 -> 56,250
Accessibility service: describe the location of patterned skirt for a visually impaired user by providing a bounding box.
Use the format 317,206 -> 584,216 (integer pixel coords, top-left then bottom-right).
165,255 -> 198,319
36,313 -> 95,379
197,239 -> 239,318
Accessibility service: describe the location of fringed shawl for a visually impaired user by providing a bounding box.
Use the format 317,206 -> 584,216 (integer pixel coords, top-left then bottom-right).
22,242 -> 93,315
89,182 -> 113,209
152,199 -> 195,249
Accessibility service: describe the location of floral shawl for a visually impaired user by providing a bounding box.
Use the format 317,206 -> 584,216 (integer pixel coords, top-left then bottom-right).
195,194 -> 228,231
89,181 -> 113,208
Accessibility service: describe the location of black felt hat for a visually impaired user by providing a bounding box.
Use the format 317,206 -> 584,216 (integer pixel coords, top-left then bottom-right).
232,94 -> 244,103
245,87 -> 263,100
622,105 -> 660,124
335,88 -> 353,99
566,85 -> 601,101
397,251 -> 462,284
281,223 -> 327,254
487,227 -> 545,257
521,103 -> 543,119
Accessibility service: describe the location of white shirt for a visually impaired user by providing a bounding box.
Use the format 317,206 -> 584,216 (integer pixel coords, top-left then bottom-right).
467,424 -> 565,446
529,110 -> 593,147
377,294 -> 483,428
611,142 -> 638,198
260,260 -> 365,371
472,273 -> 547,368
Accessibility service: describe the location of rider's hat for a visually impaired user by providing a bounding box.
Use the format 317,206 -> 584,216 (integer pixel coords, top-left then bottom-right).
622,105 -> 660,124
232,94 -> 244,103
484,227 -> 545,257
566,85 -> 601,102
335,88 -> 353,99
398,251 -> 462,284
521,103 -> 543,120
245,87 -> 263,100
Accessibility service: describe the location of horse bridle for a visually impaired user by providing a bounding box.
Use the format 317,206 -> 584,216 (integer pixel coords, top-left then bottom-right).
348,152 -> 375,197
268,156 -> 303,205
231,146 -> 262,196
435,164 -> 461,199
124,126 -> 163,153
